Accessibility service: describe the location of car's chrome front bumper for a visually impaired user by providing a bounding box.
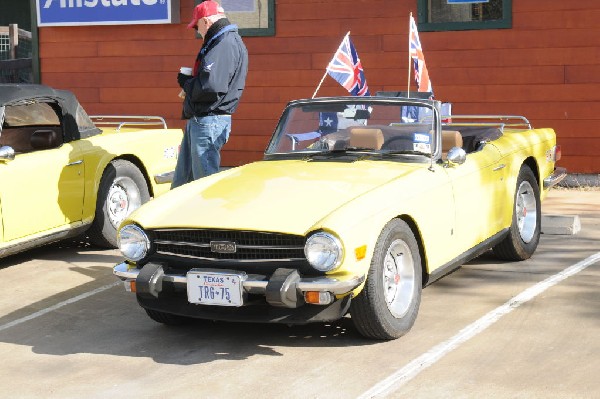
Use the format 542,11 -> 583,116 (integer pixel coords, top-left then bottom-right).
114,262 -> 365,308
544,166 -> 567,189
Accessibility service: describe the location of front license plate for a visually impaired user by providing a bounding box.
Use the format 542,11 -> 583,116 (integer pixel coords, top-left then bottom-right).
186,270 -> 245,307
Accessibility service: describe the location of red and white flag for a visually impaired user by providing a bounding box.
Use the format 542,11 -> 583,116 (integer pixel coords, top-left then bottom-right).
326,33 -> 370,96
409,15 -> 433,94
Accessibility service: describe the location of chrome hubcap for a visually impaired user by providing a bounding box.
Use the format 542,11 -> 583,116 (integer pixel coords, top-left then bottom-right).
382,239 -> 416,318
516,180 -> 537,243
106,177 -> 141,228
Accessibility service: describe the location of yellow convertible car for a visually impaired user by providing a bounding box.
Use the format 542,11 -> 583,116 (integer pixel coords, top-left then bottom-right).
0,84 -> 182,258
113,95 -> 566,340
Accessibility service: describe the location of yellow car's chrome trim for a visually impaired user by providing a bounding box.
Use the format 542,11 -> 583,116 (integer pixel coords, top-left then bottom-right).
154,171 -> 174,184
544,167 -> 567,189
113,261 -> 365,295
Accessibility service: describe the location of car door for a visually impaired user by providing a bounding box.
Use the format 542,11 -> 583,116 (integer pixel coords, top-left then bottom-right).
0,102 -> 85,243
1,142 -> 86,243
444,143 -> 505,254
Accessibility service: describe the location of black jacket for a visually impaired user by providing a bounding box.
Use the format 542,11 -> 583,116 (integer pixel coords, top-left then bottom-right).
182,20 -> 248,118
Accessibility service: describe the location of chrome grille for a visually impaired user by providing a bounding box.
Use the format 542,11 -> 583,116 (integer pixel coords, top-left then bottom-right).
151,229 -> 306,261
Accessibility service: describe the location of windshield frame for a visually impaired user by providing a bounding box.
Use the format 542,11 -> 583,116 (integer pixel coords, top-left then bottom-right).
0,106 -> 4,134
263,96 -> 442,162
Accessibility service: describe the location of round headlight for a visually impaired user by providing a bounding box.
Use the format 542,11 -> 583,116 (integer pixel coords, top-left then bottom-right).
118,224 -> 150,262
304,232 -> 343,272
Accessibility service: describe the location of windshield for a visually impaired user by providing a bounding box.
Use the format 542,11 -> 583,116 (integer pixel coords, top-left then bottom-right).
265,99 -> 439,160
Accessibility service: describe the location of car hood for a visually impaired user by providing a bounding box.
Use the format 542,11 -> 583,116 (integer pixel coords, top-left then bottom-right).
132,159 -> 421,235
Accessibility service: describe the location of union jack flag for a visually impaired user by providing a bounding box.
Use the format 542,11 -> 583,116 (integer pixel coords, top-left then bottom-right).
326,33 -> 370,96
409,15 -> 433,94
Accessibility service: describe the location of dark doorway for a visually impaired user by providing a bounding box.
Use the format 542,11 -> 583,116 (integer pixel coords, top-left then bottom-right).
0,0 -> 37,83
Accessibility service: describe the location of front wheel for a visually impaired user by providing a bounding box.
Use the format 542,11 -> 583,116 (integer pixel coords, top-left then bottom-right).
88,160 -> 150,248
350,219 -> 422,340
144,308 -> 192,326
493,165 -> 541,261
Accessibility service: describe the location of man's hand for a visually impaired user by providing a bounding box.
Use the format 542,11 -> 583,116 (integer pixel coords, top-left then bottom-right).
177,73 -> 192,88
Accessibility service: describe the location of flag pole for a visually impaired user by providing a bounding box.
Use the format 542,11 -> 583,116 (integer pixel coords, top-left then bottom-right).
312,70 -> 328,99
311,31 -> 351,99
407,13 -> 412,98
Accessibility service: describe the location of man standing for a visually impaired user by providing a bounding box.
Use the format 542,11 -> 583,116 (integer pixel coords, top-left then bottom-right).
172,0 -> 248,189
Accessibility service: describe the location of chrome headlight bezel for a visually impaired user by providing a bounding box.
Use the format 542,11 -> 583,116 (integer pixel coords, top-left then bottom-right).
118,224 -> 150,262
304,232 -> 343,272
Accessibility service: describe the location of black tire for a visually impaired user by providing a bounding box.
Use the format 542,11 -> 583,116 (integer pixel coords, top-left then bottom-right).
144,308 -> 191,326
350,219 -> 422,340
493,165 -> 541,261
88,159 -> 150,248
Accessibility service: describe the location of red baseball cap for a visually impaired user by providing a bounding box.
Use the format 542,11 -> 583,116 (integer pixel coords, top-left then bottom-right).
187,1 -> 225,29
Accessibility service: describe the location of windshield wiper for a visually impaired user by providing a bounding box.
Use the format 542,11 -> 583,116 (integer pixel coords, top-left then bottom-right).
302,147 -> 377,159
377,150 -> 433,158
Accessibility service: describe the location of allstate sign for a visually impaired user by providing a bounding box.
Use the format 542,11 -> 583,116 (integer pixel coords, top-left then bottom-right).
37,0 -> 180,27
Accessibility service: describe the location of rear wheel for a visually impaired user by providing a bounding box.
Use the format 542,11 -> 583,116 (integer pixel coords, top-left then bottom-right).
350,219 -> 422,340
493,165 -> 541,261
88,159 -> 150,248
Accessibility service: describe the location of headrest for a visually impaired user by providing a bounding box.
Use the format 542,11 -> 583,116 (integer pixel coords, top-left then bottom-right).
30,129 -> 61,150
349,127 -> 384,150
441,130 -> 463,152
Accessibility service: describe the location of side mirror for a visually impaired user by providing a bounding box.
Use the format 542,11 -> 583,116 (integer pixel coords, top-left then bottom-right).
0,145 -> 15,162
446,147 -> 466,166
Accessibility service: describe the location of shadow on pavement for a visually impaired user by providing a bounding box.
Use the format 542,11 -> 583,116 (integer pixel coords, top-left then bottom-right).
0,281 -> 376,365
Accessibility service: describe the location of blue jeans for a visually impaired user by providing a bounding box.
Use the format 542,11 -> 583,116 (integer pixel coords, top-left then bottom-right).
171,115 -> 231,189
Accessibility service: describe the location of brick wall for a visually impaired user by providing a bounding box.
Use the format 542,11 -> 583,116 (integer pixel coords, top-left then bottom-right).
39,0 -> 600,172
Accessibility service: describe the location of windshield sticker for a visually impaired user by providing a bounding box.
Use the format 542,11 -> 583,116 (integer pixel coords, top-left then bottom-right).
413,132 -> 431,153
414,133 -> 430,143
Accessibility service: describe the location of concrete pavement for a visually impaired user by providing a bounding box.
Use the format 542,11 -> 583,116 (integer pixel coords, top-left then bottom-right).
0,187 -> 598,399
541,188 -> 600,235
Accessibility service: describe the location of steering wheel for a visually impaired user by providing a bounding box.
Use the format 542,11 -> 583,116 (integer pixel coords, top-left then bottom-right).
380,136 -> 415,151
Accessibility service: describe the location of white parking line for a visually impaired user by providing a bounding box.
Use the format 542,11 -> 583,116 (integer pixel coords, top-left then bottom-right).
358,252 -> 600,399
0,281 -> 120,333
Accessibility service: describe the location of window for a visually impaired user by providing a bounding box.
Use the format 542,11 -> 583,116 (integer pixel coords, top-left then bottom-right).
3,102 -> 60,127
417,0 -> 511,31
76,104 -> 101,138
1,102 -> 62,153
194,0 -> 275,37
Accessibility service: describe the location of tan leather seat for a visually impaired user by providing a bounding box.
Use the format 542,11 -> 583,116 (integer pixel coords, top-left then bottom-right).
441,130 -> 463,158
348,127 -> 384,150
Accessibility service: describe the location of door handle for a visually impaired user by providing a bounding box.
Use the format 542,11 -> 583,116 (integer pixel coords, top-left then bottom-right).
493,164 -> 506,171
67,160 -> 83,166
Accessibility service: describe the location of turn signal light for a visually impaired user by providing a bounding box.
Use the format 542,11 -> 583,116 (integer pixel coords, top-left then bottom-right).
124,280 -> 137,293
304,291 -> 334,305
355,245 -> 367,260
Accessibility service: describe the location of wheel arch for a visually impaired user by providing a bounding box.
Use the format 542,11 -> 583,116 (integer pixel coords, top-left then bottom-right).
88,154 -> 154,213
522,156 -> 540,186
108,154 -> 154,198
397,214 -> 429,287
